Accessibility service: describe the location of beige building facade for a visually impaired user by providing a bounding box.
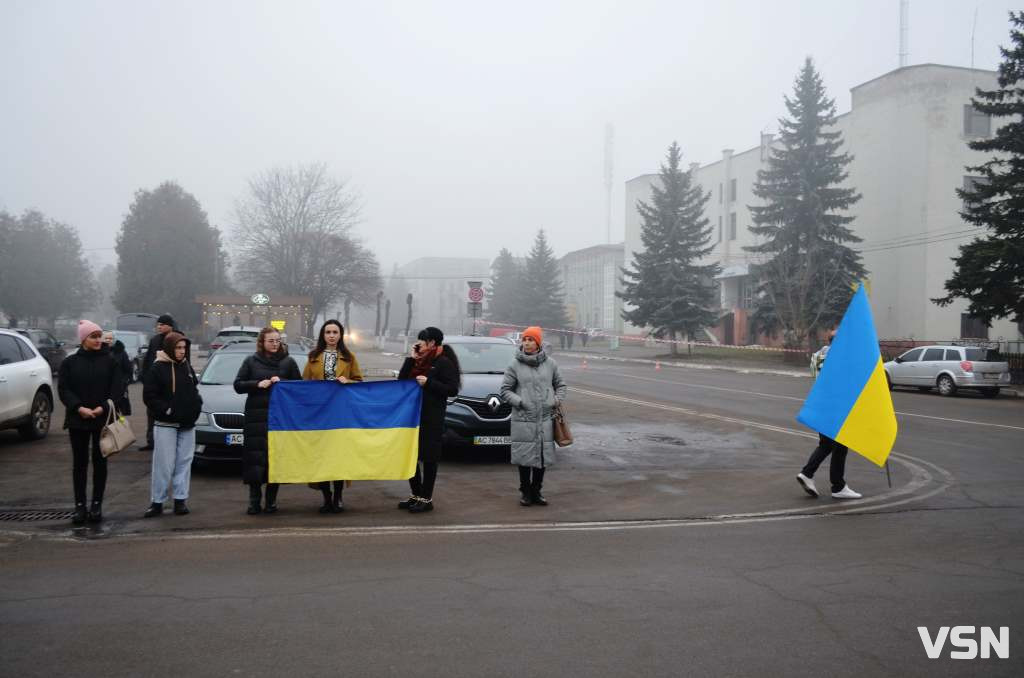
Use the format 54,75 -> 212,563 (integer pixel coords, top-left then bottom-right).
625,64 -> 1022,344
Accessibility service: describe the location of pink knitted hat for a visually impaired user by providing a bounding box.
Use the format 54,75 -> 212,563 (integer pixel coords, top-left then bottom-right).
77,319 -> 102,344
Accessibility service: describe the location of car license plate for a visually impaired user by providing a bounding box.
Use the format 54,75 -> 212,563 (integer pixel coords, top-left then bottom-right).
226,433 -> 244,445
473,436 -> 510,445
983,373 -> 998,380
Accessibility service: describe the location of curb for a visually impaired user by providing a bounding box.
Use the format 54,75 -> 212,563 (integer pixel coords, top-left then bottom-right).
557,351 -> 810,379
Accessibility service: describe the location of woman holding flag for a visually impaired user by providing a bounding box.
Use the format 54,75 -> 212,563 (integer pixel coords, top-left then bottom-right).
303,320 -> 363,513
234,327 -> 302,515
397,326 -> 461,513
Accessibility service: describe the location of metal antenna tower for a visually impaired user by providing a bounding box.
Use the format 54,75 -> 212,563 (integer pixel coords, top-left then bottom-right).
899,0 -> 910,68
604,123 -> 614,244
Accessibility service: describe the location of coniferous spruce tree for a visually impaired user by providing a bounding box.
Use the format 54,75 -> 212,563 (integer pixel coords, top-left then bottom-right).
619,142 -> 719,355
487,248 -> 524,325
520,230 -> 568,330
933,11 -> 1024,327
745,57 -> 865,350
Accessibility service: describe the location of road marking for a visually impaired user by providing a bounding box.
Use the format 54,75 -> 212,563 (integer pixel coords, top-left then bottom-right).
593,371 -> 1024,432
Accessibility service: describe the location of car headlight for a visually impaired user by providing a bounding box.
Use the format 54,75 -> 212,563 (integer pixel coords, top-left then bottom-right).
447,396 -> 458,405
194,411 -> 211,426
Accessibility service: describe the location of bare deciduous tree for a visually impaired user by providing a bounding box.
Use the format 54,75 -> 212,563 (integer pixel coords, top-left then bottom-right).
233,164 -> 381,335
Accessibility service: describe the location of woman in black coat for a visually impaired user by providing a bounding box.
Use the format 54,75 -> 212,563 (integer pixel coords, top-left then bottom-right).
102,331 -> 133,415
233,327 -> 301,515
57,320 -> 125,525
396,326 -> 460,513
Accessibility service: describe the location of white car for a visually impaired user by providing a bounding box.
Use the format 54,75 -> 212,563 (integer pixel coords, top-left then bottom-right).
0,329 -> 55,440
883,344 -> 1011,397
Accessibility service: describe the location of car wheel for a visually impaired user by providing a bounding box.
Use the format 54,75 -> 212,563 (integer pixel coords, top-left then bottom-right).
936,374 -> 957,397
18,391 -> 52,440
981,387 -> 1000,398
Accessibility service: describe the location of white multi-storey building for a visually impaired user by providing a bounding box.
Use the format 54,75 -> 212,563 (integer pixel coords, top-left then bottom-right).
560,244 -> 625,333
625,64 -> 1021,344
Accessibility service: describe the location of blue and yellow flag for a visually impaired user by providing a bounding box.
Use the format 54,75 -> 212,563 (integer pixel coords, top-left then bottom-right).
796,285 -> 897,466
268,380 -> 422,483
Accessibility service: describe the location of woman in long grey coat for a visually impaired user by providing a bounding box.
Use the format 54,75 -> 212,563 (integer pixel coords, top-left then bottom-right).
500,326 -> 566,507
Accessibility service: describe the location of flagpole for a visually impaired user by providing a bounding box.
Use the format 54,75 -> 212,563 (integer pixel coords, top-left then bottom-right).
885,460 -> 892,488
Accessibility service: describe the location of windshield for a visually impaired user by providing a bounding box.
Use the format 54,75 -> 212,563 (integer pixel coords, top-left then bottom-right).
964,348 -> 1001,362
114,332 -> 141,351
216,330 -> 259,338
449,342 -> 516,374
200,351 -> 307,385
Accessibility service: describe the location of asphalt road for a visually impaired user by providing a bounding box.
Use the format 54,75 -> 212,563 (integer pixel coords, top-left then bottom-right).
1,351 -> 1022,676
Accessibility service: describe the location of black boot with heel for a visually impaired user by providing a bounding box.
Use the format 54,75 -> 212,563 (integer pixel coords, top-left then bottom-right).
247,484 -> 262,515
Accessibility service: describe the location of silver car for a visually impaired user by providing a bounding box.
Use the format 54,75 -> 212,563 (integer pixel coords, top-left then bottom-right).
883,345 -> 1010,397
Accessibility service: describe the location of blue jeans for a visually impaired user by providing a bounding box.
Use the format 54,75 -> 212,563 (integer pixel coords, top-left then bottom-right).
151,425 -> 195,504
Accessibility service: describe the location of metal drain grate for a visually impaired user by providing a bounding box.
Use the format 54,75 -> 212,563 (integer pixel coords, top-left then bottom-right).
0,509 -> 76,522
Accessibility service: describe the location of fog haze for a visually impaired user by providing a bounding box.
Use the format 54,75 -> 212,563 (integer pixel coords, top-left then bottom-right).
1,0 -> 1017,272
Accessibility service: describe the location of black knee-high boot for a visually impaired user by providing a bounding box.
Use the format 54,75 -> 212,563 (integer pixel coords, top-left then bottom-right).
332,480 -> 345,512
319,482 -> 333,514
264,483 -> 279,514
531,468 -> 547,506
247,484 -> 262,515
518,466 -> 533,506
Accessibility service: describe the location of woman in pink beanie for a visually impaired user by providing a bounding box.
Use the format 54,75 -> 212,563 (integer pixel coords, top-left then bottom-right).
57,320 -> 125,525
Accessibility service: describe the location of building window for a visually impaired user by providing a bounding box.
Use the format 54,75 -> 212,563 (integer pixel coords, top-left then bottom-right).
717,216 -> 722,243
729,178 -> 737,203
718,183 -> 723,204
960,313 -> 989,339
738,277 -> 755,310
728,213 -> 737,240
963,104 -> 991,137
962,175 -> 990,210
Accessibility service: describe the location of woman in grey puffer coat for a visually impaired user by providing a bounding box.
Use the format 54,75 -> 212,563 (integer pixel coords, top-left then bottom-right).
500,326 -> 567,507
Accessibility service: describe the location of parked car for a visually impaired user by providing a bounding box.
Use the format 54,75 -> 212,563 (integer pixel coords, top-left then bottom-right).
209,326 -> 262,352
112,330 -> 147,382
0,329 -> 54,440
115,312 -> 158,339
192,342 -> 308,464
442,336 -> 518,455
12,328 -> 66,376
883,345 -> 1011,397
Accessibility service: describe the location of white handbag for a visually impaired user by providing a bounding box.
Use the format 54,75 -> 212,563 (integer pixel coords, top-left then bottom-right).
99,399 -> 136,458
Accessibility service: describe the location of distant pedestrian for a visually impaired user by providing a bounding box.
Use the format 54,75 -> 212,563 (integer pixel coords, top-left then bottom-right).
303,320 -> 363,513
139,314 -> 176,451
796,331 -> 862,500
142,332 -> 202,518
57,320 -> 125,525
500,326 -> 567,506
397,327 -> 460,513
558,330 -> 566,350
579,327 -> 588,348
234,327 -> 302,515
102,331 -> 133,415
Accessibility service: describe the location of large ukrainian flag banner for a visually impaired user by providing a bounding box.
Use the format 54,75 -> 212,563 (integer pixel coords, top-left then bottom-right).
268,380 -> 422,483
797,285 -> 897,466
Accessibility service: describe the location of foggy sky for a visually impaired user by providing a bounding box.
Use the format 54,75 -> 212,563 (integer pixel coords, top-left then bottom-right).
1,0 -> 1017,276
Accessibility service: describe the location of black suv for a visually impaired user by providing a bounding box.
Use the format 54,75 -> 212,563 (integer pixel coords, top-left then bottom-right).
442,336 -> 517,455
13,328 -> 66,376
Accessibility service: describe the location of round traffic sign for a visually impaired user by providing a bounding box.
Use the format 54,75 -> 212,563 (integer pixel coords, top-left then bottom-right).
468,287 -> 484,303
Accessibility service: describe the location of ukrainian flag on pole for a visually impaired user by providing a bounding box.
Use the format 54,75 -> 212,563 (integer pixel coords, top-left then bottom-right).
268,380 -> 422,483
797,285 -> 897,466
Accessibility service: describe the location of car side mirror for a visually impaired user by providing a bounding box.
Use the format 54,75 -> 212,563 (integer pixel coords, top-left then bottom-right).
56,341 -> 65,348
894,357 -> 903,363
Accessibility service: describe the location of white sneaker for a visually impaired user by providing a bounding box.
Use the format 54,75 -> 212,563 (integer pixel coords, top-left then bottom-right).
831,485 -> 862,500
796,473 -> 819,498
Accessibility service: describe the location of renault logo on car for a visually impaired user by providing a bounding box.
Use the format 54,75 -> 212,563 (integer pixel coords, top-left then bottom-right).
487,396 -> 502,412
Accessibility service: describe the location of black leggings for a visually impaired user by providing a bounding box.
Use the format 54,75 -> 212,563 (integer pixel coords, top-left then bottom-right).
69,429 -> 106,505
801,434 -> 849,493
518,465 -> 545,491
409,461 -> 438,500
320,481 -> 344,501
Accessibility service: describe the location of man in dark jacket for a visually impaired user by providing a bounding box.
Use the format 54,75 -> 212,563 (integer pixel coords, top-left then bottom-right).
139,314 -> 176,451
